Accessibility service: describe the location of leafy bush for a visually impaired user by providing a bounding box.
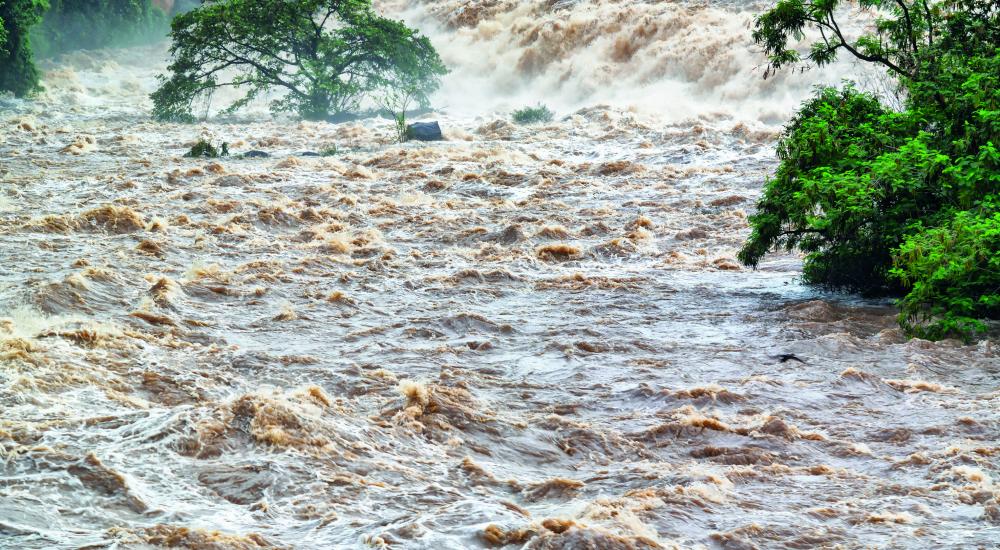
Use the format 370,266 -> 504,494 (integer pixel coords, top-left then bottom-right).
741,0 -> 1000,339
0,0 -> 48,97
891,204 -> 1000,340
184,138 -> 227,158
31,0 -> 169,58
512,104 -> 553,125
151,0 -> 447,122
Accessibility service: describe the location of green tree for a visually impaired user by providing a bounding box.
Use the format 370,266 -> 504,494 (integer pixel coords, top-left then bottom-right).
151,0 -> 447,122
740,0 -> 1000,339
0,0 -> 48,97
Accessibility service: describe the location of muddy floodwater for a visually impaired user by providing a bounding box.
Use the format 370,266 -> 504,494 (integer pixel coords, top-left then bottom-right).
1,1 -> 998,549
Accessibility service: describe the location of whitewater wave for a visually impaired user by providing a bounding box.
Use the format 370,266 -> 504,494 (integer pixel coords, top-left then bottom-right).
377,0 -> 871,123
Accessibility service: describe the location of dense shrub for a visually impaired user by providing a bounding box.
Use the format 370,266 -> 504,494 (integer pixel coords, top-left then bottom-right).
892,203 -> 1000,340
740,0 -> 1000,340
738,85 -> 921,291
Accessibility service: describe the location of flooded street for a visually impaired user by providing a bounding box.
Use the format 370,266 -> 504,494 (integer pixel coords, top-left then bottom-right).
1,1 -> 998,548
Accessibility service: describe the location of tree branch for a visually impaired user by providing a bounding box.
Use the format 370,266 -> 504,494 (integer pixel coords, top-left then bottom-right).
827,13 -> 912,78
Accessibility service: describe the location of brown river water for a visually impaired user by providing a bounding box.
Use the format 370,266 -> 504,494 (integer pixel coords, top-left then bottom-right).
1,1 -> 997,548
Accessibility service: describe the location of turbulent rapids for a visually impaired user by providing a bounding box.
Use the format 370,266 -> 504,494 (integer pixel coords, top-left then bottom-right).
0,1 -> 997,549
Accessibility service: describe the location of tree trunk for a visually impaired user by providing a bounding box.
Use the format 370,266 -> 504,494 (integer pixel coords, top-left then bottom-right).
301,90 -> 332,121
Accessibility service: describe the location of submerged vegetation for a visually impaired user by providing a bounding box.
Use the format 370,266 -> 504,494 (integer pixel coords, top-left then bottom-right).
740,0 -> 1000,340
512,104 -> 554,125
151,0 -> 447,122
377,85 -> 419,143
183,138 -> 228,158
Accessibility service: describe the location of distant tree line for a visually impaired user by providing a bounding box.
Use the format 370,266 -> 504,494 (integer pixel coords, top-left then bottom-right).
0,0 -> 177,96
0,0 -> 48,96
33,0 -> 171,58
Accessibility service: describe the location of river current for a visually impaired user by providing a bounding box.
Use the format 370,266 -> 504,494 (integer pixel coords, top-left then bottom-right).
0,1 -> 997,548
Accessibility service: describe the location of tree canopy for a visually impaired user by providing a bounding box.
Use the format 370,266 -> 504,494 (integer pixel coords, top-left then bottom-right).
151,0 -> 447,122
740,0 -> 1000,340
754,0 -> 1000,79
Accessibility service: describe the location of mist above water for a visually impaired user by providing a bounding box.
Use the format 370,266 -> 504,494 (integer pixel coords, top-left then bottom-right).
378,0 -> 868,124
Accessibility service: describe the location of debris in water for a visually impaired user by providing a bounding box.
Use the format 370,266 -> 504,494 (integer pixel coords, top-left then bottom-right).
771,353 -> 806,364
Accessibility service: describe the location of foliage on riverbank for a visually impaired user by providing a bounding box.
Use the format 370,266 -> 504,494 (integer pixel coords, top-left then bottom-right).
740,0 -> 1000,340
